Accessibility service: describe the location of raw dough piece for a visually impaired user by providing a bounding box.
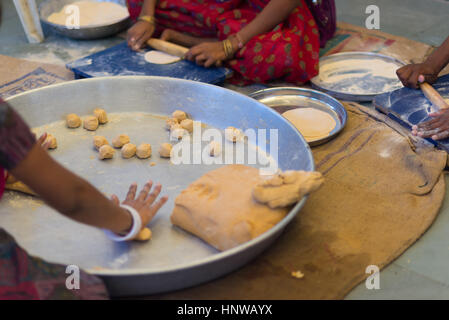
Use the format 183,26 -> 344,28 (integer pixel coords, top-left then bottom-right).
159,143 -> 172,158
47,1 -> 129,27
5,181 -> 36,196
83,116 -> 99,131
121,143 -> 137,159
6,172 -> 17,184
180,119 -> 194,133
66,113 -> 81,128
112,134 -> 130,148
170,123 -> 188,140
99,145 -> 115,160
170,165 -> 289,251
225,126 -> 244,142
93,108 -> 108,124
166,118 -> 179,130
172,110 -> 187,121
144,51 -> 181,64
207,141 -> 221,157
45,134 -> 57,149
253,170 -> 324,209
134,228 -> 152,241
136,143 -> 152,159
282,108 -> 336,142
93,136 -> 108,150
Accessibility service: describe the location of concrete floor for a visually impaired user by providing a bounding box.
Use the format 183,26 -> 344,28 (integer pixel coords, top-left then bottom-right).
1,0 -> 449,299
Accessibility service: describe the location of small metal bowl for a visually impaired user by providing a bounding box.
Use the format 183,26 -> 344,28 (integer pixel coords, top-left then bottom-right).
249,87 -> 347,146
39,0 -> 131,40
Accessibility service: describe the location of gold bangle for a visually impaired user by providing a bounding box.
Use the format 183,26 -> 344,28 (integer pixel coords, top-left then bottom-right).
138,15 -> 156,25
222,39 -> 234,59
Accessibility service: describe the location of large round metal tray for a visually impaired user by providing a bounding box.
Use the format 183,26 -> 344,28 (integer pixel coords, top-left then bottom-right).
39,0 -> 131,40
311,52 -> 405,102
1,77 -> 314,297
250,87 -> 347,146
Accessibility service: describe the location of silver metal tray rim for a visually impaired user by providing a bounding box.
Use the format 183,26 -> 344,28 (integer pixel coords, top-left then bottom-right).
310,51 -> 406,101
6,76 -> 314,277
249,86 -> 347,146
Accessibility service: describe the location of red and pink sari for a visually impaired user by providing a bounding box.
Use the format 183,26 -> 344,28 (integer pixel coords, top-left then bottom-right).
127,0 -> 321,85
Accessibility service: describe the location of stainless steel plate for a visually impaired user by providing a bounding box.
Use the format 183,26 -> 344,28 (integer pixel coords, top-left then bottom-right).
39,0 -> 131,40
1,77 -> 314,297
249,87 -> 347,146
311,52 -> 405,102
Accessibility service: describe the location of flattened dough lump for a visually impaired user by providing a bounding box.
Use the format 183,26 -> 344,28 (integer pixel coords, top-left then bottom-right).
282,108 -> 336,142
145,51 -> 181,64
93,136 -> 108,150
136,143 -> 152,159
253,170 -> 324,209
172,110 -> 187,121
159,143 -> 172,158
93,108 -> 108,124
170,165 -> 289,251
46,134 -> 57,149
112,134 -> 130,148
83,116 -> 99,131
121,143 -> 137,158
66,113 -> 81,128
99,145 -> 115,160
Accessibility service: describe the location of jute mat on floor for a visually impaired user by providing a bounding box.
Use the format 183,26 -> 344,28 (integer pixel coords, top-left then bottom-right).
150,102 -> 447,299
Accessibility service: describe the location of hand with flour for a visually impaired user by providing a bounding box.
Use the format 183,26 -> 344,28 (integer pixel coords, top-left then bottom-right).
127,0 -> 158,50
412,106 -> 449,140
397,35 -> 449,89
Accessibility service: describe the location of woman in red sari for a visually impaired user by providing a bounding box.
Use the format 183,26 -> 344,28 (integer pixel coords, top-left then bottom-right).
126,0 -> 333,85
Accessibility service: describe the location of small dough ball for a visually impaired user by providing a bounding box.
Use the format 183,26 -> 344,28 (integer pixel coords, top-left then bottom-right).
83,116 -> 99,131
66,113 -> 81,128
136,143 -> 152,159
172,110 -> 187,121
93,136 -> 109,150
159,143 -> 173,158
93,108 -> 108,124
45,134 -> 57,149
99,145 -> 115,160
166,118 -> 179,130
170,123 -> 188,140
121,143 -> 137,159
112,134 -> 130,148
225,126 -> 244,142
134,228 -> 152,241
180,119 -> 194,133
207,141 -> 222,157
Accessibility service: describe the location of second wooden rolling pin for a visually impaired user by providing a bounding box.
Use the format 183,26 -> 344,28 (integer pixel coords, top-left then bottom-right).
420,82 -> 449,110
147,38 -> 189,58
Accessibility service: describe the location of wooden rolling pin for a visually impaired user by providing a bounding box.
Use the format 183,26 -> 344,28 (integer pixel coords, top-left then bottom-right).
147,39 -> 189,58
420,82 -> 449,110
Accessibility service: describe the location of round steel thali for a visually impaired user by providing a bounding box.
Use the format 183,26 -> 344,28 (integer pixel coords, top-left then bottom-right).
1,77 -> 314,297
311,52 -> 405,102
250,87 -> 347,146
39,0 -> 131,40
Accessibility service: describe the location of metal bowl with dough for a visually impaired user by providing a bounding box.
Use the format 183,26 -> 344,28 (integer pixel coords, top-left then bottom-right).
39,0 -> 131,40
1,77 -> 314,297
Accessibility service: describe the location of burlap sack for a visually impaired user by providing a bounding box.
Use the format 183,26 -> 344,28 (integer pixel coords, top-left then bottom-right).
152,102 -> 447,299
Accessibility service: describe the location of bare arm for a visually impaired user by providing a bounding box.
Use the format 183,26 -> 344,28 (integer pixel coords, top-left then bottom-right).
10,143 -> 166,235
397,35 -> 449,88
127,0 -> 158,50
238,0 -> 302,45
186,0 -> 302,67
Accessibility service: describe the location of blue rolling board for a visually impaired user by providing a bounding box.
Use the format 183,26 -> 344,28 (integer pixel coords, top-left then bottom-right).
373,74 -> 449,152
66,41 -> 232,84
